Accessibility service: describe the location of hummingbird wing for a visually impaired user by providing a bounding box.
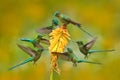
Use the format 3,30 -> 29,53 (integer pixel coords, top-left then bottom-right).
32,40 -> 43,48
88,49 -> 115,53
58,14 -> 70,24
59,13 -> 81,27
83,37 -> 97,50
8,57 -> 34,70
59,52 -> 71,61
52,52 -> 71,61
36,26 -> 53,34
67,19 -> 81,27
40,39 -> 50,45
33,43 -> 43,48
68,19 -> 93,37
17,44 -> 36,57
62,15 -> 93,37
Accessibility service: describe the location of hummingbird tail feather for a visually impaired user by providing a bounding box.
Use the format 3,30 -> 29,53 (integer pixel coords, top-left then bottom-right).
69,20 -> 81,27
84,61 -> 102,64
8,57 -> 34,71
88,50 -> 115,53
77,60 -> 101,64
79,27 -> 93,37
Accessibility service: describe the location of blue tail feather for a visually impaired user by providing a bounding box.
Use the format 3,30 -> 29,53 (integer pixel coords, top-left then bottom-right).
88,50 -> 115,53
79,27 -> 93,38
8,57 -> 34,71
77,60 -> 101,64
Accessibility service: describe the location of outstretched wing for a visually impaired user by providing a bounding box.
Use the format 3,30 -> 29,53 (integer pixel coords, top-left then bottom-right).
83,37 -> 97,50
32,42 -> 43,48
59,52 -> 71,61
41,39 -> 50,45
52,52 -> 71,61
36,26 -> 52,34
17,44 -> 36,57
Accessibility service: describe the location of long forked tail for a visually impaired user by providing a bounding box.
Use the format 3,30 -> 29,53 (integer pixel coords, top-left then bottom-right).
69,20 -> 81,27
20,38 -> 33,42
88,49 -> 115,53
8,57 -> 34,71
77,60 -> 102,64
69,20 -> 93,37
79,27 -> 93,38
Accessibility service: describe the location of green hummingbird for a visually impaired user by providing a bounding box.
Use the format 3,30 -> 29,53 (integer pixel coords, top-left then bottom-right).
36,18 -> 59,34
54,11 -> 81,26
54,11 -> 93,37
20,34 -> 49,48
8,44 -> 44,70
76,37 -> 115,58
53,48 -> 101,66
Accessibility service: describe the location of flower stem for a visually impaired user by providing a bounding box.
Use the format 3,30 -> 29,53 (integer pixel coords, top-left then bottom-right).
50,70 -> 54,80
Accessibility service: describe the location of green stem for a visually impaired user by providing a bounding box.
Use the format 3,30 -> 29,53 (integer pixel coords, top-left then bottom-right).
50,70 -> 54,80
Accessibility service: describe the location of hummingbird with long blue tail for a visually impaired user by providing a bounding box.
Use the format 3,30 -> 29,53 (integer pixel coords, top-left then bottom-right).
36,18 -> 59,34
20,34 -> 49,48
76,37 -> 115,58
8,44 -> 44,70
54,11 -> 93,37
52,48 -> 101,66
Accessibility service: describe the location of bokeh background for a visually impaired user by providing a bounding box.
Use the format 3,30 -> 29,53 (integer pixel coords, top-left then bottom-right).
0,0 -> 120,80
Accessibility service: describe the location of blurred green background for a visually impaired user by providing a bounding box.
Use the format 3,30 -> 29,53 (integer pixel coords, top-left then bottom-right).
0,0 -> 120,80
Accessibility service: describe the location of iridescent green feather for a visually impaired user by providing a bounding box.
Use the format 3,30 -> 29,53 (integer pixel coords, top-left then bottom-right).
8,57 -> 34,70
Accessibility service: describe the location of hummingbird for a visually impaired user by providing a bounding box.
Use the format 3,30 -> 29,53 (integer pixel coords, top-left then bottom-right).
20,34 -> 49,48
52,48 -> 101,66
8,44 -> 44,70
76,37 -> 115,58
54,11 -> 81,27
54,11 -> 93,37
36,18 -> 59,34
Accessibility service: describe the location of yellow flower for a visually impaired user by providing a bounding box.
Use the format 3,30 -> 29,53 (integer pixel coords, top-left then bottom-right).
49,25 -> 70,74
49,26 -> 70,53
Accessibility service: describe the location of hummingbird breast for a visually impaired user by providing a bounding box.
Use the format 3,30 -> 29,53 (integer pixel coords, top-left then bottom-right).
79,48 -> 88,56
34,54 -> 41,63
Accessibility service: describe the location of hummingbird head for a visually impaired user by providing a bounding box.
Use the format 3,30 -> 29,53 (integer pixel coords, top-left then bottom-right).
76,41 -> 84,45
67,48 -> 73,53
37,48 -> 44,52
37,34 -> 44,39
52,18 -> 59,26
54,11 -> 60,17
